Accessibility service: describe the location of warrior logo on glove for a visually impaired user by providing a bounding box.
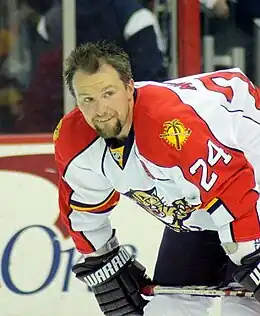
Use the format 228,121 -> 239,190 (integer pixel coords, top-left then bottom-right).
84,247 -> 131,286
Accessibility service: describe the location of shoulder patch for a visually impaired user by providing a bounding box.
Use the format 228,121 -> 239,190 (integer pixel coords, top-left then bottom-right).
53,119 -> 63,142
159,119 -> 192,150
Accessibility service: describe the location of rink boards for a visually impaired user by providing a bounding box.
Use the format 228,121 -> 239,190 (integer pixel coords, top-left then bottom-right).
0,135 -> 163,316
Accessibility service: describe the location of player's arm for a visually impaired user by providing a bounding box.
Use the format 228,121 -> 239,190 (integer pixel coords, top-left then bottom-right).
136,77 -> 260,301
57,165 -> 119,255
58,172 -> 149,315
195,69 -> 260,301
54,124 -> 149,315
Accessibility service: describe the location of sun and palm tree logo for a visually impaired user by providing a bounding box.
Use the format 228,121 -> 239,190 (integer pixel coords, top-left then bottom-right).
160,119 -> 191,150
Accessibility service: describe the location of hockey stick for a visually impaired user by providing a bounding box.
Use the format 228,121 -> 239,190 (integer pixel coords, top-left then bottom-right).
141,285 -> 254,298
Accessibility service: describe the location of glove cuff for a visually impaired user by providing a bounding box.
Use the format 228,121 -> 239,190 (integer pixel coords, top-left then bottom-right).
241,247 -> 260,266
84,229 -> 119,258
233,248 -> 260,293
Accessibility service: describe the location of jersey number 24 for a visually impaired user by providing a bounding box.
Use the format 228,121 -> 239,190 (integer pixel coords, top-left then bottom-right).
189,140 -> 232,191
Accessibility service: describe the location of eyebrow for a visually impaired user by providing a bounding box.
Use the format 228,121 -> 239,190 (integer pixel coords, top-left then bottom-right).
102,85 -> 116,91
78,85 -> 116,97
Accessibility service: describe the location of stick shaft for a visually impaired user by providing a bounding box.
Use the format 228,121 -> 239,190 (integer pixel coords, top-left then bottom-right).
142,285 -> 254,298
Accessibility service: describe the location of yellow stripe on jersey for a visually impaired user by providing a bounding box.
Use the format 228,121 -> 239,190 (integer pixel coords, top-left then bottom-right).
70,190 -> 119,212
204,197 -> 219,211
71,201 -> 118,212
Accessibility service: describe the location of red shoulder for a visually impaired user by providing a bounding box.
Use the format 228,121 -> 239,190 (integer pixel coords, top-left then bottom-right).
54,107 -> 98,173
134,84 -> 196,166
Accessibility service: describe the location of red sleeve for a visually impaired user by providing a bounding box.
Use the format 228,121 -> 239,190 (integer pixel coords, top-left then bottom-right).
58,177 -> 95,253
54,109 -> 119,253
135,85 -> 260,242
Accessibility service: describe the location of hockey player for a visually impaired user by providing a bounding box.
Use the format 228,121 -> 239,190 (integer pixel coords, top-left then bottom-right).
54,41 -> 260,315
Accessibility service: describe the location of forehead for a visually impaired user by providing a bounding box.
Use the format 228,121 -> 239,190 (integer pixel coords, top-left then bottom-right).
73,64 -> 122,95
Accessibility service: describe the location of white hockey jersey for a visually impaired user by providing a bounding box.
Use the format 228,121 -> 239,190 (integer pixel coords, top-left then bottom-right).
54,68 -> 260,254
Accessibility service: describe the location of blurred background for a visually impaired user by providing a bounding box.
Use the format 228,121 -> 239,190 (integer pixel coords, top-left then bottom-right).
1,3 -> 259,314
0,0 -> 259,134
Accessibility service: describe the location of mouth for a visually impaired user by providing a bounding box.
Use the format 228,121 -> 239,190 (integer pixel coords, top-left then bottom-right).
95,117 -> 113,123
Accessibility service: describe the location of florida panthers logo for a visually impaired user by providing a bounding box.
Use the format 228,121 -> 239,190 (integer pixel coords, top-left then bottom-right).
125,187 -> 194,232
160,119 -> 191,150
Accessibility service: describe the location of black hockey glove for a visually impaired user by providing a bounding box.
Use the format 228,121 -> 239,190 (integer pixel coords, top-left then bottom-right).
72,246 -> 150,315
233,247 -> 260,302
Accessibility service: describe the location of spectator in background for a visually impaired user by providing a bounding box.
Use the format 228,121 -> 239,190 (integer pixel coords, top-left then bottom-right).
200,0 -> 230,19
39,0 -> 167,81
201,0 -> 260,29
0,1 -> 25,132
233,0 -> 260,35
200,0 -> 260,81
0,0 -> 57,133
76,0 -> 167,81
13,0 -> 167,133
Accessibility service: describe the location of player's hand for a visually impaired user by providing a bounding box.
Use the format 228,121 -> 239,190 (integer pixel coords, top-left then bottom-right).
200,0 -> 229,19
213,0 -> 229,19
72,246 -> 150,315
233,248 -> 260,302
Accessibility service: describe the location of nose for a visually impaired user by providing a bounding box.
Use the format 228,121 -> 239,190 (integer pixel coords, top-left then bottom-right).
95,98 -> 107,116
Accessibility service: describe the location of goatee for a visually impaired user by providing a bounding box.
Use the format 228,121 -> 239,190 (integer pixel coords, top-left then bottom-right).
94,120 -> 122,139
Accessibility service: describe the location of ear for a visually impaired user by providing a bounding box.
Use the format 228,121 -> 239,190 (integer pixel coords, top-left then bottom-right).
127,79 -> 135,99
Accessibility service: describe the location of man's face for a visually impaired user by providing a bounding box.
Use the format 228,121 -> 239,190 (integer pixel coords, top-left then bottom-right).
73,64 -> 134,139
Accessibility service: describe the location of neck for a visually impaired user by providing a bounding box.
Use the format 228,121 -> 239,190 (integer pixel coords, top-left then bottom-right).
116,99 -> 134,140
